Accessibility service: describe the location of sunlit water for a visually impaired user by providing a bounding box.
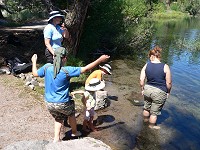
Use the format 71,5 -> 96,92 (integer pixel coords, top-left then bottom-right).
143,18 -> 200,149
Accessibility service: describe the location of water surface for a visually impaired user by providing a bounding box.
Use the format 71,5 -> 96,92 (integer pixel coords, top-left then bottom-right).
146,18 -> 200,149
122,18 -> 200,149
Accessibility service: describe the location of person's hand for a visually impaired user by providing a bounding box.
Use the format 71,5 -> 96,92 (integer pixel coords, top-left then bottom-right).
71,92 -> 76,99
31,54 -> 37,63
60,23 -> 65,29
99,55 -> 110,62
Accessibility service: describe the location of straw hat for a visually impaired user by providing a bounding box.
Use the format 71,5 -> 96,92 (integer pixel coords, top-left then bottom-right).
85,78 -> 105,91
48,11 -> 64,22
99,64 -> 112,75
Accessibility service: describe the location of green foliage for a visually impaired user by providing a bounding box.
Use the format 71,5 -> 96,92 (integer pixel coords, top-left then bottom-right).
153,2 -> 166,13
5,0 -> 47,22
184,0 -> 200,16
65,55 -> 85,67
79,0 -> 151,59
170,2 -> 181,11
122,0 -> 148,19
79,0 -> 125,59
65,55 -> 87,89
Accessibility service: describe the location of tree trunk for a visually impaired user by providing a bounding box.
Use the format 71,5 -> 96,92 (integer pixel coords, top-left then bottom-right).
166,0 -> 170,10
63,0 -> 90,55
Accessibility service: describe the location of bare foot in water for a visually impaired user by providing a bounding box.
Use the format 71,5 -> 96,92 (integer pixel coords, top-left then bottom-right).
149,125 -> 160,129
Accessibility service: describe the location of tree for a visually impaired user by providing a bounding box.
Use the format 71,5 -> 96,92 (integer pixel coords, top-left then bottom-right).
0,0 -> 12,19
166,0 -> 170,9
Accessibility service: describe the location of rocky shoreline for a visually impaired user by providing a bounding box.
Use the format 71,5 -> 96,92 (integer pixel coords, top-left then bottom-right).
0,58 -> 145,150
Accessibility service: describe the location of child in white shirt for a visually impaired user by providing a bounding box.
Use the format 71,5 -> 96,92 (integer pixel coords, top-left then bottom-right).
71,78 -> 105,132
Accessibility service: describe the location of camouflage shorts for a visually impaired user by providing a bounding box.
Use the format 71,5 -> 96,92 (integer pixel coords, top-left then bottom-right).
46,100 -> 75,120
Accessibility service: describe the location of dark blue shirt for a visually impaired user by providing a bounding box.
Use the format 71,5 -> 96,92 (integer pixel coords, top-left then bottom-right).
145,62 -> 167,92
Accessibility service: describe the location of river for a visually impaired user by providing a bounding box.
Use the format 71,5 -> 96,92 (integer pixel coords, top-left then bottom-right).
81,17 -> 200,150
133,18 -> 200,150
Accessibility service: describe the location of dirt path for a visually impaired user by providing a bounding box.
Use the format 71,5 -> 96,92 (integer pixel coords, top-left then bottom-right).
0,74 -> 54,149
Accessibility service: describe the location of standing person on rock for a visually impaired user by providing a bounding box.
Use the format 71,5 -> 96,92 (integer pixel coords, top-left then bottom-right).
31,46 -> 110,142
44,10 -> 69,63
140,46 -> 172,129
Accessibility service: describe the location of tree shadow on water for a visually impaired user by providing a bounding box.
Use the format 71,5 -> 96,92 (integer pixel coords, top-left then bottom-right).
157,109 -> 170,125
160,105 -> 200,149
135,105 -> 200,150
135,123 -> 161,150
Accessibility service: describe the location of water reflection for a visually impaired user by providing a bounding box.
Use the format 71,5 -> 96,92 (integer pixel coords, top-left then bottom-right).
134,18 -> 200,149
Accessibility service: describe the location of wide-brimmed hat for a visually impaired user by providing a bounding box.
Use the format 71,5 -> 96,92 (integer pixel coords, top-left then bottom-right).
48,11 -> 64,22
99,64 -> 112,75
85,78 -> 105,91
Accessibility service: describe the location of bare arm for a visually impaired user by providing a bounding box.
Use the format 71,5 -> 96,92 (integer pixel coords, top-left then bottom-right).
44,38 -> 55,56
71,90 -> 89,106
31,54 -> 39,77
71,90 -> 85,96
140,64 -> 147,94
164,64 -> 172,95
81,55 -> 110,73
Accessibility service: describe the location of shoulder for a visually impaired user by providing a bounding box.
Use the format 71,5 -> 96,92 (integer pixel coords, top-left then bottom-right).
44,24 -> 55,32
93,70 -> 102,75
141,63 -> 148,70
164,64 -> 170,73
44,24 -> 52,29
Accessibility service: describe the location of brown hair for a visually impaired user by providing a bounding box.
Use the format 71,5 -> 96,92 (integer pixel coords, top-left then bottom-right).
148,46 -> 162,59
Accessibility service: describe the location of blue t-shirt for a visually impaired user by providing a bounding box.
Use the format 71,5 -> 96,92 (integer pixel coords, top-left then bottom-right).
43,24 -> 64,50
37,64 -> 81,103
145,62 -> 167,92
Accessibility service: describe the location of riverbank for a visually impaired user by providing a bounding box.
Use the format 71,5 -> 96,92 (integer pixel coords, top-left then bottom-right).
0,57 -> 146,150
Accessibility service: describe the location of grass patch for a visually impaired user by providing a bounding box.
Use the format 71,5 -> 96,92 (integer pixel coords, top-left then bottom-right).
152,10 -> 189,20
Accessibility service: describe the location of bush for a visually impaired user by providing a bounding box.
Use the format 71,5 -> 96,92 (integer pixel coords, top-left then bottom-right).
153,2 -> 166,13
122,0 -> 148,20
170,2 -> 181,11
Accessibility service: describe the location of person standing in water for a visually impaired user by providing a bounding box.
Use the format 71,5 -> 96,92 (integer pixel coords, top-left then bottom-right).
140,46 -> 172,129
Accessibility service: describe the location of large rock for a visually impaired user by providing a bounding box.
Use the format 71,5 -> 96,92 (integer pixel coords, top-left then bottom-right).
94,90 -> 109,110
3,137 -> 112,150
